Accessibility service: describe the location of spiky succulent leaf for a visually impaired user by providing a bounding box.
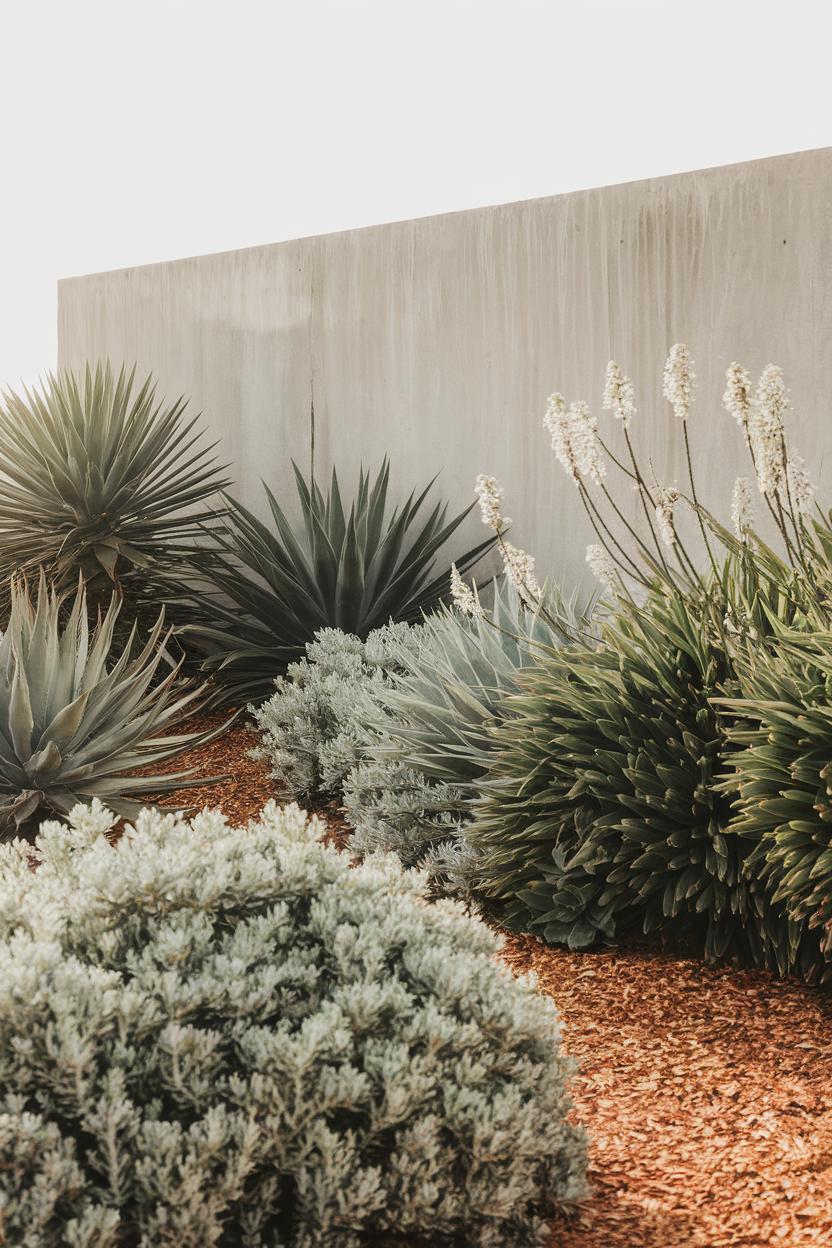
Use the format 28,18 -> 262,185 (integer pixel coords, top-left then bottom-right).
469,580 -> 825,977
0,362 -> 228,614
178,458 -> 496,704
342,577 -> 593,875
0,575 -> 230,838
719,630 -> 832,973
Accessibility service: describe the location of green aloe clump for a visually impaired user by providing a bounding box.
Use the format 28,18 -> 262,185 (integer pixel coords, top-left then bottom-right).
469,579 -> 825,976
719,631 -> 832,979
0,575 -> 227,838
180,458 -> 495,704
0,362 -> 228,617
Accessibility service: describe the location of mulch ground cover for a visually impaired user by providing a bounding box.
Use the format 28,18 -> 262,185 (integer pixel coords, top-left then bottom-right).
141,712 -> 832,1248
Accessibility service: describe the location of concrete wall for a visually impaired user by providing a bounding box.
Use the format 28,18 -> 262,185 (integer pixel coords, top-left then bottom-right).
57,148 -> 832,589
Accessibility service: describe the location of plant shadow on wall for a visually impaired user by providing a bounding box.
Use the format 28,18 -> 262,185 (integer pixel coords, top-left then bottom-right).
465,349 -> 832,982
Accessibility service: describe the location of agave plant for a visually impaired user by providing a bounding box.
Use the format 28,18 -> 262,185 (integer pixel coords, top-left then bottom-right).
0,362 -> 228,613
0,575 -> 229,838
342,575 -> 593,878
180,458 -> 495,704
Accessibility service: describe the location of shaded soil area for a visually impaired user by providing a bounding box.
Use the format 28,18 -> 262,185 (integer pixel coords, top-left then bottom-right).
136,713 -> 832,1248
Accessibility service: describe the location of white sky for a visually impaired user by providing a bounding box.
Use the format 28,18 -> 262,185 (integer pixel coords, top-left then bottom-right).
1,0 -> 830,389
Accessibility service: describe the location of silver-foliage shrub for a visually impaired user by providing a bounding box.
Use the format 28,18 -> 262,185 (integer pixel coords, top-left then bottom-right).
250,623 -> 422,801
0,800 -> 586,1247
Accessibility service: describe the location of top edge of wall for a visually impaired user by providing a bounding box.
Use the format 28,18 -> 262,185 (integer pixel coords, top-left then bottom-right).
57,146 -> 832,287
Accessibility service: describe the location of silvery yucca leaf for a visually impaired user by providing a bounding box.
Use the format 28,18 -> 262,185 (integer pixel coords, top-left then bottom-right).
0,574 -> 233,840
0,362 -> 229,616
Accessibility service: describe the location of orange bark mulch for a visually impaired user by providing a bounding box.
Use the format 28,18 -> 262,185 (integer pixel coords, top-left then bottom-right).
139,712 -> 832,1248
502,936 -> 832,1248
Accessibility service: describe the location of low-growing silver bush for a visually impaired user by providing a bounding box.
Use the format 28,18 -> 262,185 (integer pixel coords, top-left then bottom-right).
251,623 -> 422,802
0,800 -> 586,1247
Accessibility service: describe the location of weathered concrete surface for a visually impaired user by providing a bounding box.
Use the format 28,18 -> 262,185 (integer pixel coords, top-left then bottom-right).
58,149 -> 832,588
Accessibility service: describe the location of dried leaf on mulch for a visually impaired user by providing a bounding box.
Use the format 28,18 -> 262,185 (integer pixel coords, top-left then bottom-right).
134,715 -> 832,1248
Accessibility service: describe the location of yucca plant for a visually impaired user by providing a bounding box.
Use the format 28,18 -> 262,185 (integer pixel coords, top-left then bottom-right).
0,362 -> 228,615
180,458 -> 496,704
0,575 -> 229,838
719,631 -> 832,978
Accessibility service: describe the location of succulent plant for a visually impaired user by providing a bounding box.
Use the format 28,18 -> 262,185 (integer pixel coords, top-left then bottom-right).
719,630 -> 832,979
0,362 -> 228,615
342,576 -> 594,881
179,458 -> 495,704
467,580 -> 816,972
0,575 -> 228,838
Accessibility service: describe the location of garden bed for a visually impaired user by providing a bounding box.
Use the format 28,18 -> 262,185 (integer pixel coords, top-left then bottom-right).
143,713 -> 832,1248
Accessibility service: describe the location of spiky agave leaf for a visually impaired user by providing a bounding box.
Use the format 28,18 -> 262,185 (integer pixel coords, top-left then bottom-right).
718,630 -> 832,980
0,362 -> 229,615
0,575 -> 232,839
369,575 -> 596,786
342,576 -> 594,873
178,458 -> 496,704
468,579 -> 822,975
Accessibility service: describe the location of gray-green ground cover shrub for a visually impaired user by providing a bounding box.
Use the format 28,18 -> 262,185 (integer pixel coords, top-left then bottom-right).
251,623 -> 422,802
180,459 -> 495,704
0,575 -> 225,840
0,800 -> 586,1247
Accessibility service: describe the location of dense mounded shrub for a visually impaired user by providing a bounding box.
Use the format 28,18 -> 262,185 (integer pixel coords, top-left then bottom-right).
0,575 -> 225,839
180,459 -> 495,704
0,801 -> 586,1247
468,581 -> 823,974
461,349 -> 832,977
251,623 -> 422,802
0,362 -> 226,617
344,578 -> 591,880
720,631 -> 832,977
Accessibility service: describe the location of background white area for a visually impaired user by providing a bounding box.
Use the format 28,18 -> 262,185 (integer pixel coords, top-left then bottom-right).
2,0 -> 830,388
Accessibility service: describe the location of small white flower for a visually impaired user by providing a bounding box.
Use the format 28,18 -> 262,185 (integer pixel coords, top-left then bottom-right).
786,452 -> 815,515
585,543 -> 618,593
544,394 -> 606,485
602,361 -> 636,429
654,486 -> 679,548
501,541 -> 542,605
544,392 -> 578,481
722,362 -> 753,439
730,477 -> 754,541
449,564 -> 482,616
569,401 -> 607,485
663,344 -> 696,420
751,365 -> 789,497
474,474 -> 510,531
